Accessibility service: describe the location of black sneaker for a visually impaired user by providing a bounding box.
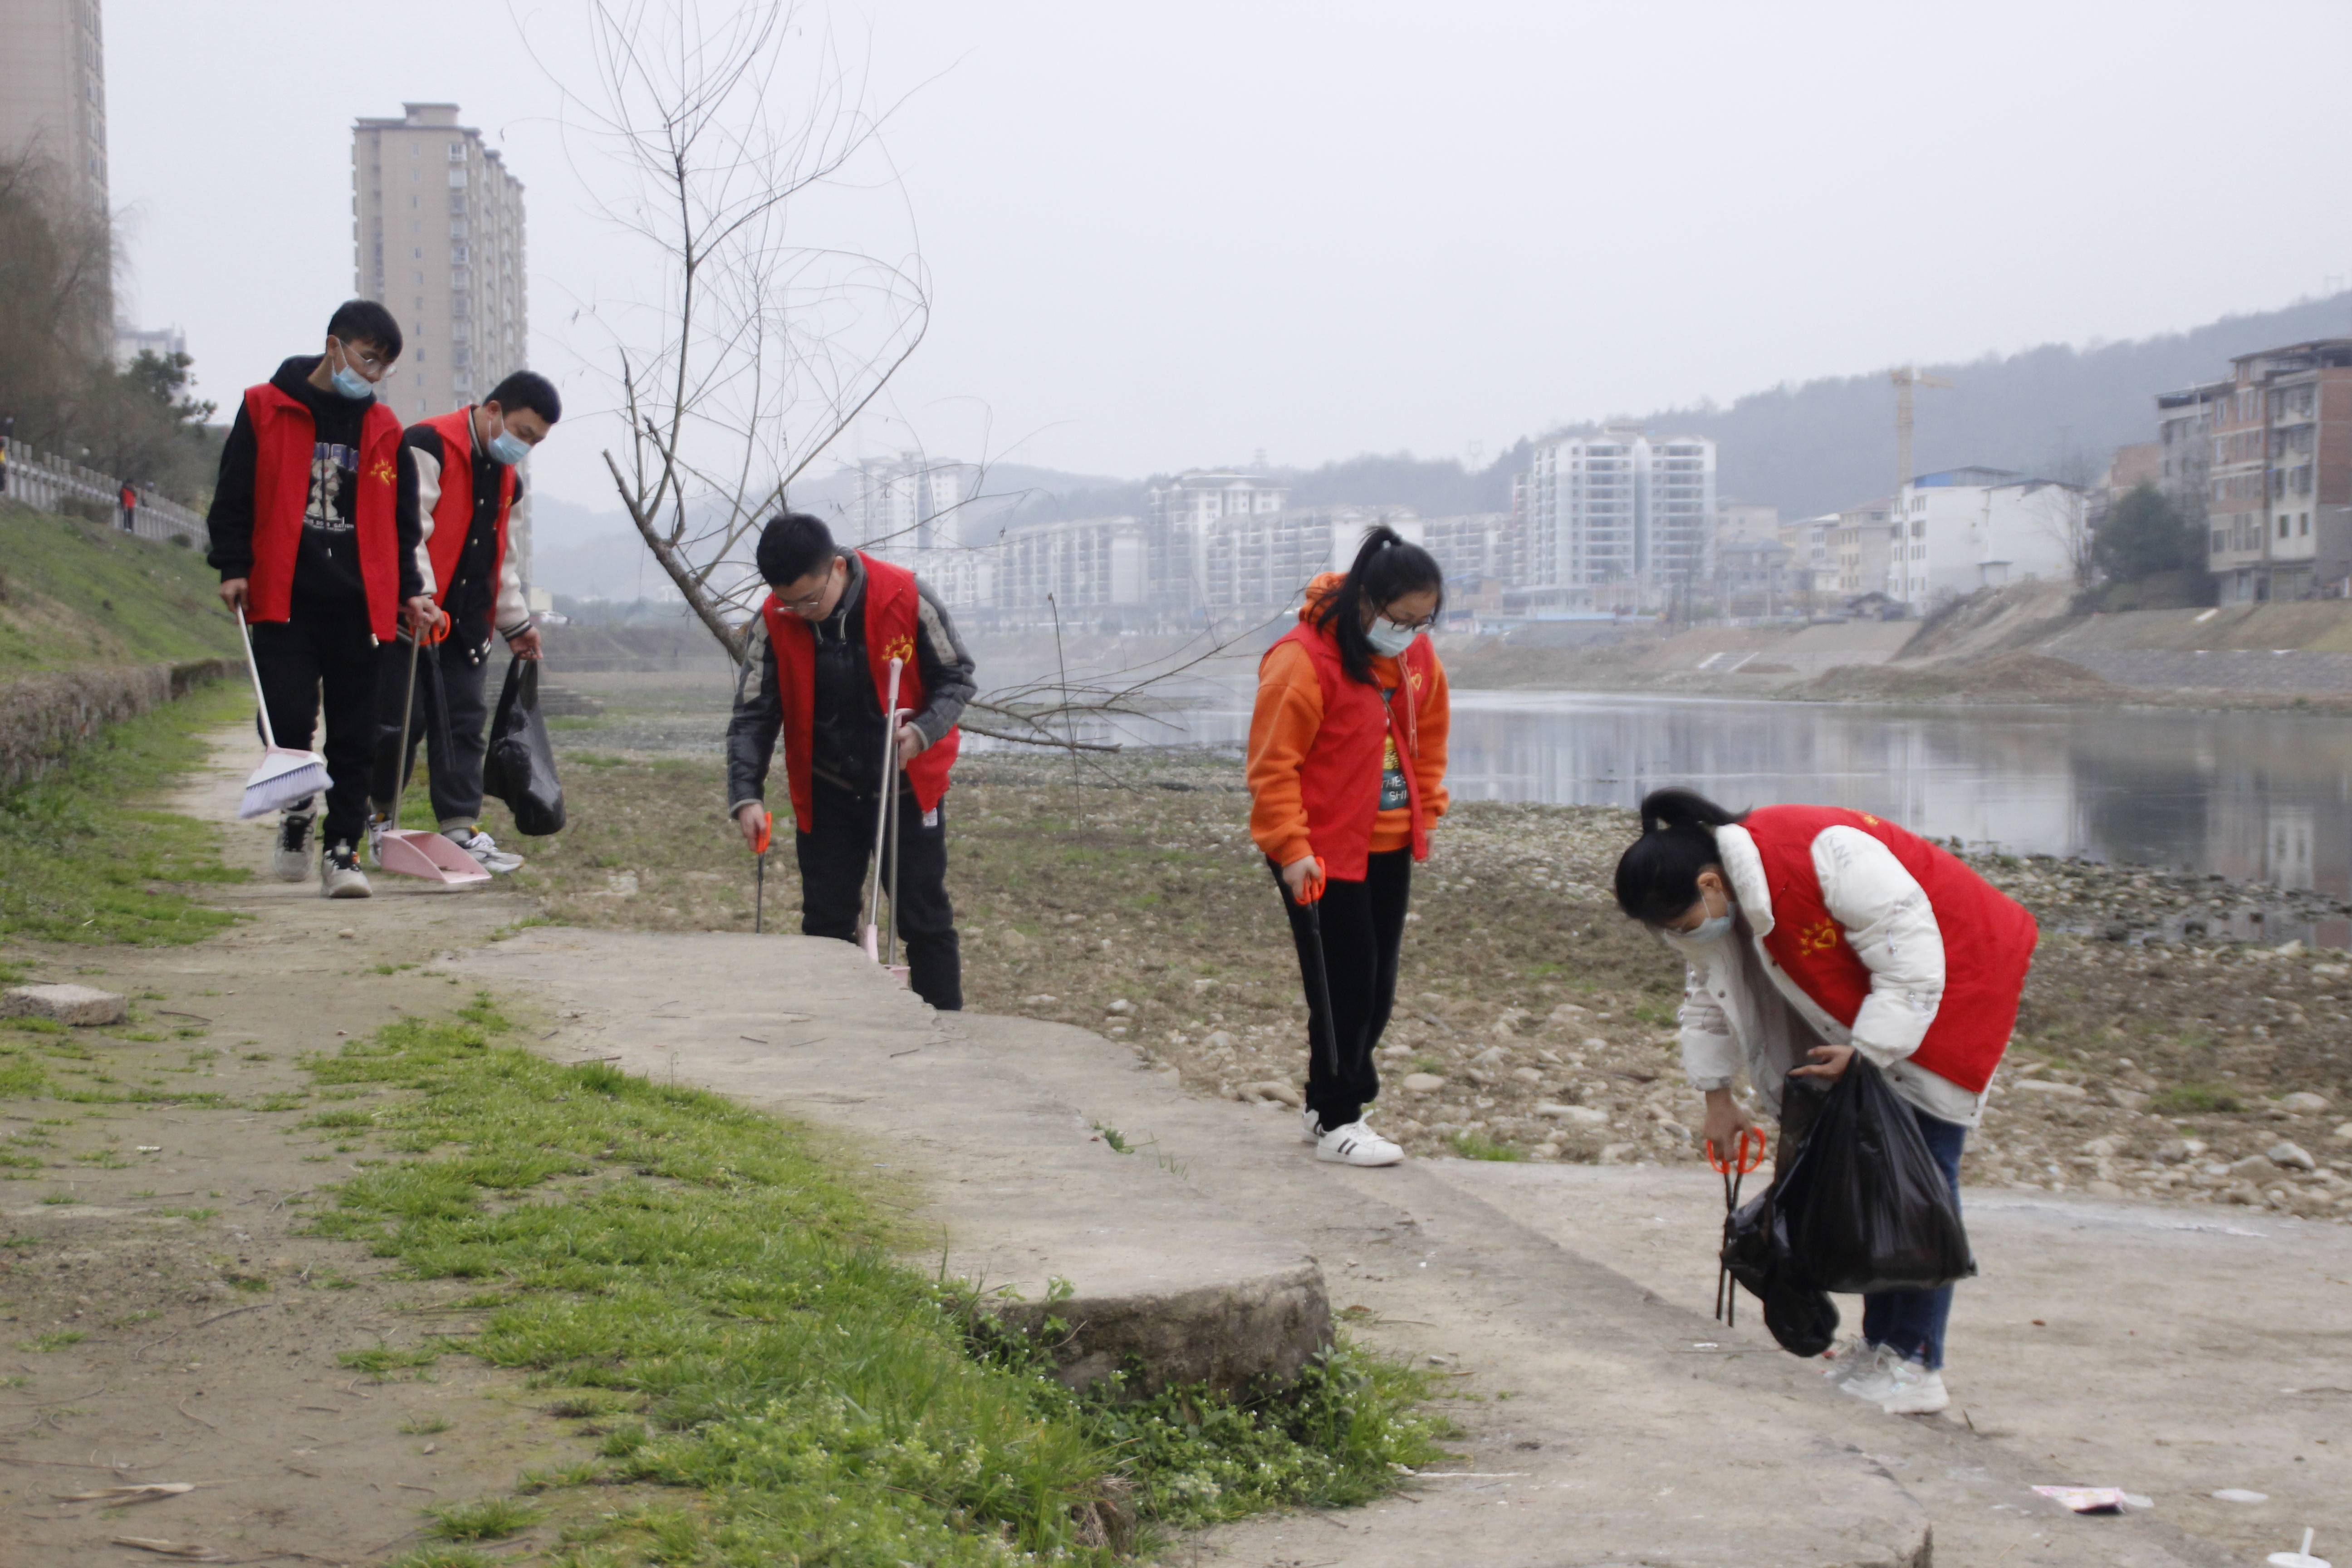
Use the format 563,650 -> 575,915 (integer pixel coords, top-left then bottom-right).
320,840 -> 372,900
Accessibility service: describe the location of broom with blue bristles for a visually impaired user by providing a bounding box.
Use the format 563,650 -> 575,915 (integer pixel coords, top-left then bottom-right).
234,608 -> 329,818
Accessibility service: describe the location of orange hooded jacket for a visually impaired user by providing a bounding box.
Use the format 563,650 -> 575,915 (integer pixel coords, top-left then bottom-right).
1246,573 -> 1450,872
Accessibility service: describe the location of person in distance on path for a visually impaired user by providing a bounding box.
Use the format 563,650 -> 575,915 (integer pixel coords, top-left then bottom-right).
1247,525 -> 1450,1168
367,371 -> 561,875
727,512 -> 977,1009
1613,787 -> 2039,1416
206,299 -> 434,899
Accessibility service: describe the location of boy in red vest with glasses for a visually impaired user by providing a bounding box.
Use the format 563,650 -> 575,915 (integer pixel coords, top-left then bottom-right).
206,300 -> 435,898
366,371 -> 561,874
727,512 -> 977,1009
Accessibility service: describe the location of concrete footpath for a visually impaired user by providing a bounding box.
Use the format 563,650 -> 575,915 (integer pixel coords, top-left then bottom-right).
452,931 -> 2238,1568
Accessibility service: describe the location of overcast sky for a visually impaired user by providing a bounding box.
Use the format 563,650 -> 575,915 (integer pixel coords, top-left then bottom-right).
108,0 -> 2352,511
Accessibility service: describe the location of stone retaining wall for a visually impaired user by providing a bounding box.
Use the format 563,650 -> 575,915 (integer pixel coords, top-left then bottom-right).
0,659 -> 232,792
2062,648 -> 2352,694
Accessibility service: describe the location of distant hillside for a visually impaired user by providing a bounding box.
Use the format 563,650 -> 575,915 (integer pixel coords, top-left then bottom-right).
1646,291 -> 2352,517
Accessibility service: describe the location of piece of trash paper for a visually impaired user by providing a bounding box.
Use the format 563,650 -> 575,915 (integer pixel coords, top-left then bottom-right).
2034,1485 -> 2128,1514
2215,1489 -> 2272,1504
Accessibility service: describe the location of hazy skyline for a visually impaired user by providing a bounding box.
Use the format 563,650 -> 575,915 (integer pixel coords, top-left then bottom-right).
106,0 -> 2352,510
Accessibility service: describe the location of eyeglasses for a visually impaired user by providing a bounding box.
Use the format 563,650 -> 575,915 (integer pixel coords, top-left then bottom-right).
1378,608 -> 1440,633
331,337 -> 398,383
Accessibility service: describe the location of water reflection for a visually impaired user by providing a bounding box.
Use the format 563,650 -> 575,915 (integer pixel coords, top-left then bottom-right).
1066,691 -> 2352,897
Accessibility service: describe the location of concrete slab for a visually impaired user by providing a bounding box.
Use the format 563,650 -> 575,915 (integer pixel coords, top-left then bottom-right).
3,982 -> 127,1025
446,930 -> 1331,1394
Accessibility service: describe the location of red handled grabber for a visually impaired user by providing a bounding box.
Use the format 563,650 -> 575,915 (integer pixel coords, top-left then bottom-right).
751,813 -> 772,934
1708,1125 -> 1767,1326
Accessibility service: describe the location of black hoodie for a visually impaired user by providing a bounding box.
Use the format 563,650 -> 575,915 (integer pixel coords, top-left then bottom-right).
204,356 -> 424,611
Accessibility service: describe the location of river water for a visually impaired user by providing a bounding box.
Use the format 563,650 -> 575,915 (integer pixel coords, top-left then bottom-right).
1098,691 -> 2352,899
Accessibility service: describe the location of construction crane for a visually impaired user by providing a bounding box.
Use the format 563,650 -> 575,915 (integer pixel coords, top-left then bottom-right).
1890,365 -> 1953,500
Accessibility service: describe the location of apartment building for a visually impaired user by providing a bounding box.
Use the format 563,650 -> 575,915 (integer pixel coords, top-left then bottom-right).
995,515 -> 1146,621
2186,340 -> 2352,604
353,104 -> 529,423
1716,502 -> 1780,546
1420,512 -> 1520,587
1834,496 -> 1895,598
1887,468 -> 2083,610
1520,427 -> 1716,611
854,452 -> 977,551
2156,384 -> 2223,514
0,0 -> 108,223
1201,507 -> 1423,617
1777,513 -> 1840,598
1143,470 -> 1289,614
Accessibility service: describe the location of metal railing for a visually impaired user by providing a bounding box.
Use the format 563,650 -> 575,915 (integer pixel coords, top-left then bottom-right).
0,437 -> 207,546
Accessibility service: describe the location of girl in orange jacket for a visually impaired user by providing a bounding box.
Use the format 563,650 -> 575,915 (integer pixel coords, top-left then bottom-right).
1246,526 -> 1450,1166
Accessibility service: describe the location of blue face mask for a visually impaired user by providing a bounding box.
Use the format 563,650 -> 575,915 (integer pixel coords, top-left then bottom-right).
485,427 -> 530,466
1686,910 -> 1736,944
1365,617 -> 1419,657
328,362 -> 375,401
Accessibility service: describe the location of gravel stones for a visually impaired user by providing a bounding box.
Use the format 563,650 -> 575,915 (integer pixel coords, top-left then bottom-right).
2278,1091 -> 2331,1114
1401,1073 -> 1447,1094
2266,1140 -> 2318,1171
1,984 -> 127,1027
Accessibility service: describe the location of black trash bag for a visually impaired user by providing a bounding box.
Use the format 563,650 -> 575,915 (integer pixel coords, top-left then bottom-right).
1724,1136 -> 1838,1358
1791,1054 -> 1975,1296
482,656 -> 566,836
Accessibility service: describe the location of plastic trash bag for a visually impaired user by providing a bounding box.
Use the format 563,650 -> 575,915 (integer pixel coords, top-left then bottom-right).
1725,1167 -> 1838,1358
1790,1054 -> 1976,1296
482,656 -> 566,836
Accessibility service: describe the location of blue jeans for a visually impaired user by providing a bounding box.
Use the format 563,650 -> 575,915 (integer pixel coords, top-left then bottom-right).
1860,1105 -> 1967,1370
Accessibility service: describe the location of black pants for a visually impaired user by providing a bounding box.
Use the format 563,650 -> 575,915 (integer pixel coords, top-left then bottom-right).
1275,848 -> 1412,1129
794,774 -> 961,1010
249,608 -> 377,846
368,637 -> 490,831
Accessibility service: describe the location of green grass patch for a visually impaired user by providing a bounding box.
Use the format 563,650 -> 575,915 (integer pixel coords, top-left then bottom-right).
1446,1131 -> 1528,1162
0,681 -> 249,946
0,510 -> 243,671
305,998 -> 1446,1563
2151,1083 -> 2244,1115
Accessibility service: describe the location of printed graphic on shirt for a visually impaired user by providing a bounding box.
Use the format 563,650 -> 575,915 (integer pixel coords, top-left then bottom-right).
1378,685 -> 1407,810
306,443 -> 358,535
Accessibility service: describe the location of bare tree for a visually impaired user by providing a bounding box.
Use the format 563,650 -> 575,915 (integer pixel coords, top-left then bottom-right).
545,0 -> 929,659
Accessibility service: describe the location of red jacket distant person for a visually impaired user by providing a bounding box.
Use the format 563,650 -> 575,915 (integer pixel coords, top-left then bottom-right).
1245,526 -> 1451,1169
1614,788 -> 2040,1418
204,299 -> 431,899
117,482 -> 137,532
366,372 -> 560,877
726,512 -> 978,1010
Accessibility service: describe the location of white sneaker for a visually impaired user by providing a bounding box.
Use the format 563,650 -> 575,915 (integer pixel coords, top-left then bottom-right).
1874,1361 -> 1950,1416
1315,1120 -> 1404,1167
445,826 -> 523,874
1823,1338 -> 1886,1386
273,807 -> 316,882
365,812 -> 390,868
1301,1107 -> 1326,1145
320,840 -> 372,900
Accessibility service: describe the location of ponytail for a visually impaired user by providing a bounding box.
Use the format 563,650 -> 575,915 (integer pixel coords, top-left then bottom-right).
1312,524 -> 1446,685
1613,787 -> 1747,925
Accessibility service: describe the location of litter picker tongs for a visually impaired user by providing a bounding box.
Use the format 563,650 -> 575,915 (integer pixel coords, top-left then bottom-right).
1709,1125 -> 1768,1326
860,657 -> 911,986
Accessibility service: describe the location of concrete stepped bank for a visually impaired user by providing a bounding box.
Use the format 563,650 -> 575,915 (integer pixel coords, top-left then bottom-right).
451,931 -> 2233,1568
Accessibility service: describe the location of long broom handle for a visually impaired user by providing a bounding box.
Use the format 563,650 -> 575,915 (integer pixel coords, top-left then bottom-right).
885,706 -> 906,968
390,631 -> 423,835
235,608 -> 279,751
863,658 -> 904,941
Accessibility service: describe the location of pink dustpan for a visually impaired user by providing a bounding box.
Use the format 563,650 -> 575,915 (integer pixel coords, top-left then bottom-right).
376,828 -> 490,885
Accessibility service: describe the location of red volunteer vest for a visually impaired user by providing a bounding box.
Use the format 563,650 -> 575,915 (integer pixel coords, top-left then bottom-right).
1264,619 -> 1438,881
242,382 -> 403,641
417,408 -> 514,612
1747,804 -> 2038,1093
759,552 -> 960,833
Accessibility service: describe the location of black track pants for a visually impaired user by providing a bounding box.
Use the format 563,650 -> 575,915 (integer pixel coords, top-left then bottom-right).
248,607 -> 378,847
1274,848 -> 1412,1129
368,638 -> 490,831
794,775 -> 962,1010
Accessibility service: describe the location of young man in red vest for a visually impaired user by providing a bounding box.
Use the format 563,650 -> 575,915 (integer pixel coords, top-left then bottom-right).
206,300 -> 435,898
367,371 -> 561,874
726,512 -> 977,1009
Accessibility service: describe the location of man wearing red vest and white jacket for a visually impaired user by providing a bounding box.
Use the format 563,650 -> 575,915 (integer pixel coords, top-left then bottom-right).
1614,788 -> 2040,1416
727,513 -> 977,1009
206,300 -> 434,898
367,372 -> 561,875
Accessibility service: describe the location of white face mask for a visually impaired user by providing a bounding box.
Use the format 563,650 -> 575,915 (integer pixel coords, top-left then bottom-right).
1661,887 -> 1736,950
1365,617 -> 1419,657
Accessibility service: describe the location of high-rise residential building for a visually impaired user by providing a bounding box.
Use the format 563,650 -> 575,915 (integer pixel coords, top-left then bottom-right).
1886,468 -> 2083,610
995,515 -> 1146,622
1201,507 -> 1423,617
1421,512 -> 1520,588
353,104 -> 528,423
1520,427 -> 1716,610
855,452 -> 976,551
0,0 -> 109,222
2178,341 -> 2352,604
1143,470 -> 1288,614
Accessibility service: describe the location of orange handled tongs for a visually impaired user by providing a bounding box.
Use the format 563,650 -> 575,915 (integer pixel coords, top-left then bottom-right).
1708,1125 -> 1767,1326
